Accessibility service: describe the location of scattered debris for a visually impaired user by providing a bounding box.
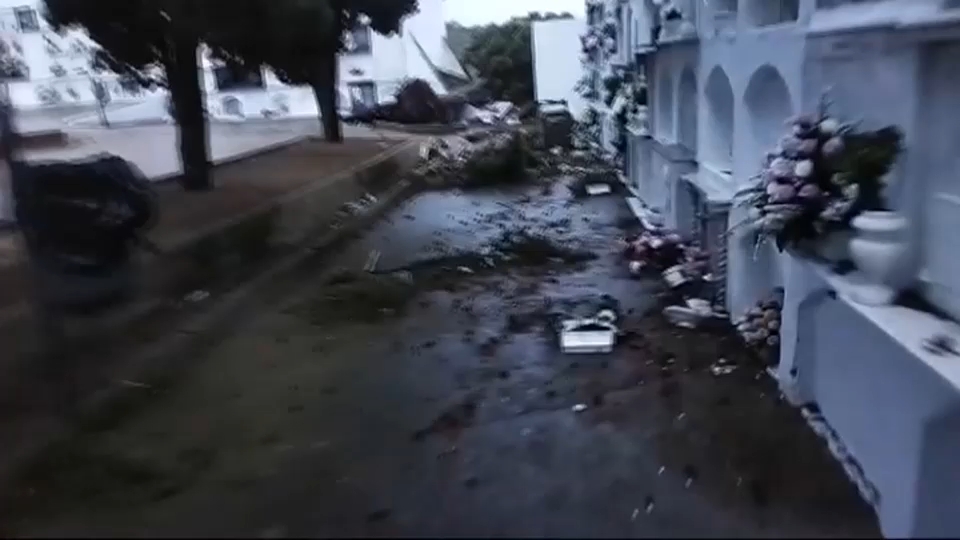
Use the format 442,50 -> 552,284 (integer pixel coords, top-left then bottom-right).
412,393 -> 481,441
287,271 -> 417,325
410,131 -> 533,189
644,495 -> 656,514
183,290 -> 210,303
630,508 -> 640,521
663,298 -> 727,329
710,364 -> 738,376
800,405 -> 881,509
571,403 -> 588,413
363,250 -> 381,273
118,379 -> 152,389
735,289 -> 784,365
922,333 -> 960,357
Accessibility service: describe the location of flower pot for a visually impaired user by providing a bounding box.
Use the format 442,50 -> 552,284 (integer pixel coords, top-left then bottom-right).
848,210 -> 909,305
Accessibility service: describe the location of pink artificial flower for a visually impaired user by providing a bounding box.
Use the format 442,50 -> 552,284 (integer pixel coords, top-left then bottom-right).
794,159 -> 814,178
798,183 -> 822,198
822,136 -> 844,157
766,182 -> 796,202
761,169 -> 777,185
779,136 -> 801,155
770,157 -> 794,178
797,138 -> 818,156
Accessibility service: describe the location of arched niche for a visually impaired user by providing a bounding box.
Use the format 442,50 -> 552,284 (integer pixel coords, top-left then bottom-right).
676,66 -> 698,155
657,69 -> 674,140
744,64 -> 794,159
703,66 -> 734,173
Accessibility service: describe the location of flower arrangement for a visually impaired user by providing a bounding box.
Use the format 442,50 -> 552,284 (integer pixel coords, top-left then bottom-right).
730,98 -> 904,252
624,230 -> 687,275
611,72 -> 649,150
676,244 -> 711,282
653,0 -> 682,20
602,15 -> 619,51
734,289 -> 783,353
573,106 -> 603,155
580,30 -> 601,59
602,71 -> 624,107
575,72 -> 600,102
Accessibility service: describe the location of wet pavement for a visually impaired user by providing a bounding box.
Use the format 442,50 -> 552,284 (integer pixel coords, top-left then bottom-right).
1,179 -> 880,537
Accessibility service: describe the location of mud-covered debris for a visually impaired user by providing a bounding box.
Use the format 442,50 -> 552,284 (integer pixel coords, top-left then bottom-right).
567,168 -> 625,198
710,364 -> 738,376
363,250 -> 381,272
184,290 -> 209,303
289,272 -> 417,325
410,131 -> 533,189
118,379 -> 152,389
490,230 -> 596,267
412,393 -> 481,441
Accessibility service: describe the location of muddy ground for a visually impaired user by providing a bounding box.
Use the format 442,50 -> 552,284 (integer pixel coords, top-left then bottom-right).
0,178 -> 880,538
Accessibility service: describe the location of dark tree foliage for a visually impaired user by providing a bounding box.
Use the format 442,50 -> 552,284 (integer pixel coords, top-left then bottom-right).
216,0 -> 418,143
461,11 -> 573,106
43,0 -> 241,190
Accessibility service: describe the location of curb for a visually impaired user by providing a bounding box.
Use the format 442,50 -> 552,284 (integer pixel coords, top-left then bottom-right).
158,137 -> 414,248
151,133 -> 313,185
0,133 -> 322,327
0,146 -> 423,490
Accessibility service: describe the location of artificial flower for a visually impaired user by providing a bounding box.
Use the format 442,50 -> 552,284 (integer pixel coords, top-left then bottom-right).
819,118 -> 840,135
794,159 -> 814,178
779,136 -> 801,155
798,183 -> 822,198
797,138 -> 818,156
767,182 -> 796,202
822,136 -> 844,157
770,157 -> 794,177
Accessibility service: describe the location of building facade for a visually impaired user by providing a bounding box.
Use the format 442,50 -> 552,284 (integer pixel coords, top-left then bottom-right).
0,0 -> 469,119
583,0 -> 960,536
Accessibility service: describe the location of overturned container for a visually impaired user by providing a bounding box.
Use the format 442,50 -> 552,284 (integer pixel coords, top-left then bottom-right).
538,99 -> 574,150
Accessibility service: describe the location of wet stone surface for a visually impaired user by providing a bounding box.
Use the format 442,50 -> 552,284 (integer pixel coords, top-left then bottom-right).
1,180 -> 879,537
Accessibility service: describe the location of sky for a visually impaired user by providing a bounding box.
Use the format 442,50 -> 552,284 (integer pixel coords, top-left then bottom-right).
444,0 -> 585,26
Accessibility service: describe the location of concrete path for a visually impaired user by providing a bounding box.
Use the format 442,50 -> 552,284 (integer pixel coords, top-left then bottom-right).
1,180 -> 879,537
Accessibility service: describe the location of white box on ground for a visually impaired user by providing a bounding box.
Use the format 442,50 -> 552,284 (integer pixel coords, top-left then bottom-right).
560,318 -> 617,354
585,183 -> 612,196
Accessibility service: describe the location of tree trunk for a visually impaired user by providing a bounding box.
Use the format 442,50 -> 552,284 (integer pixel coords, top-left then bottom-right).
166,37 -> 211,190
312,51 -> 342,143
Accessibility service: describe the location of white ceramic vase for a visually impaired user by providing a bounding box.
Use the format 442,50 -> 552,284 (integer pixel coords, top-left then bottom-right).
848,210 -> 909,305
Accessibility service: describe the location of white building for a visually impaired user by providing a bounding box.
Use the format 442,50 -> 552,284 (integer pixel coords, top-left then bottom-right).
531,18 -> 590,118
581,0 -> 960,536
0,0 -> 470,121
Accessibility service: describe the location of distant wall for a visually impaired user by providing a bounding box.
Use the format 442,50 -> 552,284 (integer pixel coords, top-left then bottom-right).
532,18 -> 588,118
